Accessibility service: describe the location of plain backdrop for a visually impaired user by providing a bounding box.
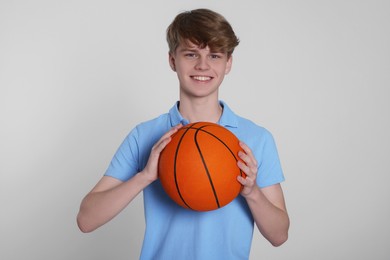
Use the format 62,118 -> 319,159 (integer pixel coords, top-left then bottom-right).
1,0 -> 389,259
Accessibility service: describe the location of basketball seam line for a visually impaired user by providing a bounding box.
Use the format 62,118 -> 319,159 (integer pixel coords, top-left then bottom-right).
173,123 -> 243,211
194,125 -> 221,209
185,125 -> 244,178
174,125 -> 194,210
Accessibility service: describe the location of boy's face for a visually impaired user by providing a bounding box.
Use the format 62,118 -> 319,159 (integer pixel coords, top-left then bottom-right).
169,42 -> 232,100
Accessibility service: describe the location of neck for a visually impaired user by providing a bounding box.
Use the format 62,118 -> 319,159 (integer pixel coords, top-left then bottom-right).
179,97 -> 222,123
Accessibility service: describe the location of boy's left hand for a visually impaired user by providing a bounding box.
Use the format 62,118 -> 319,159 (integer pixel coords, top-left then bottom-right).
237,141 -> 259,198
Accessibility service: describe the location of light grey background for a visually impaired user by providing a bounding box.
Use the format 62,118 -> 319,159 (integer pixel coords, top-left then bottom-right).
1,0 -> 389,259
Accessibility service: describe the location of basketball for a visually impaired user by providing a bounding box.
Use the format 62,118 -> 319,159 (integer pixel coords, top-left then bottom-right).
158,122 -> 244,211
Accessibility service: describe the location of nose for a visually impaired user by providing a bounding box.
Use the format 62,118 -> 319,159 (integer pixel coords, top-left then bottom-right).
195,56 -> 210,70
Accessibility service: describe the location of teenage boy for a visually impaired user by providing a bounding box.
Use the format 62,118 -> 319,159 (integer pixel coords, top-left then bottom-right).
77,8 -> 289,260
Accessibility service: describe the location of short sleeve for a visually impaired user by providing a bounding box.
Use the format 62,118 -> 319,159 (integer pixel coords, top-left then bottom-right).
104,127 -> 140,182
256,130 -> 285,188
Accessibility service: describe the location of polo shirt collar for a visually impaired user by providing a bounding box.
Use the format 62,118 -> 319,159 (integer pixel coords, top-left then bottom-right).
218,101 -> 238,128
169,102 -> 188,126
169,100 -> 238,128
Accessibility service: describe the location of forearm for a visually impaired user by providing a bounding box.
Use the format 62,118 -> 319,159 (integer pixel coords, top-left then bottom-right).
77,172 -> 153,233
77,125 -> 181,233
245,186 -> 289,247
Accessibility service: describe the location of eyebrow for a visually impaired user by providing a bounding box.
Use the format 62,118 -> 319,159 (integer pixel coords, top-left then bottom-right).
178,47 -> 198,52
178,47 -> 226,55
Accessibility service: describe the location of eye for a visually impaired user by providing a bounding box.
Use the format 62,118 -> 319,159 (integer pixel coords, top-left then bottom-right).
184,52 -> 198,59
210,54 -> 222,59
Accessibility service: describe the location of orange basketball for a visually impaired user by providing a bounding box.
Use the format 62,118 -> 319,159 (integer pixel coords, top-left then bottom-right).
158,122 -> 244,211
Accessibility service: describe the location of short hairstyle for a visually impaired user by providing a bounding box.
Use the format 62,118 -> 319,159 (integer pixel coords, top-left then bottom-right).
166,9 -> 240,57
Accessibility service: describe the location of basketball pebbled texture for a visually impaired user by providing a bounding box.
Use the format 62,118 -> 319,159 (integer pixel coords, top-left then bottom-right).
158,122 -> 244,211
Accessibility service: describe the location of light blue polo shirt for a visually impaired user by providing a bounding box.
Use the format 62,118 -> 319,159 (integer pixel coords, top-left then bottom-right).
105,101 -> 284,260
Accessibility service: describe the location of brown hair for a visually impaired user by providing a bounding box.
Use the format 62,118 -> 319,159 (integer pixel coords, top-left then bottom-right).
166,9 -> 239,57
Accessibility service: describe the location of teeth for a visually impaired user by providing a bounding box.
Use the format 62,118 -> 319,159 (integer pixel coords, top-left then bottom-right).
193,76 -> 211,81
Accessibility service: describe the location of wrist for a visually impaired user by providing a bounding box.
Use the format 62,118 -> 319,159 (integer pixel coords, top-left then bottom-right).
242,185 -> 261,202
137,169 -> 157,186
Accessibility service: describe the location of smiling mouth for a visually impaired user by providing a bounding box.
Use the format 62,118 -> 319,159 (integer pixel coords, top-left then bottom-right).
191,76 -> 212,82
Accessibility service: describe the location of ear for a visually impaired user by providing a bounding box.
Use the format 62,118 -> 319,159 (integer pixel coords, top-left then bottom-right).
225,55 -> 233,75
168,52 -> 176,72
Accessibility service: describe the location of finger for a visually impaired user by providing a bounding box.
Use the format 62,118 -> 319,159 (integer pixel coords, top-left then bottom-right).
237,175 -> 246,185
237,175 -> 255,187
239,141 -> 258,167
238,151 -> 252,165
156,124 -> 182,147
239,141 -> 251,154
238,150 -> 257,173
154,136 -> 172,152
161,123 -> 182,140
237,160 -> 252,176
153,124 -> 183,153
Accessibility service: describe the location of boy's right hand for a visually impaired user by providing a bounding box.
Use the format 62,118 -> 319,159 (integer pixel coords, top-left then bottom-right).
140,124 -> 182,183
